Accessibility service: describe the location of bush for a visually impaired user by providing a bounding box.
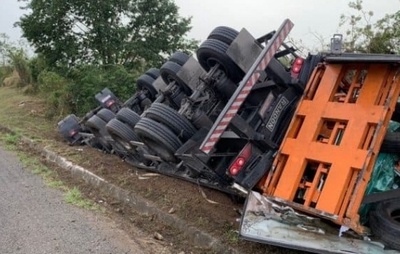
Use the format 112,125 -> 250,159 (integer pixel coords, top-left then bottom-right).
29,55 -> 48,83
67,65 -> 137,115
8,49 -> 32,87
37,70 -> 72,119
0,65 -> 13,85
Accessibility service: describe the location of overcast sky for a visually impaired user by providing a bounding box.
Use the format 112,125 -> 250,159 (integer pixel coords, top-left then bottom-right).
175,0 -> 400,50
1,0 -> 399,50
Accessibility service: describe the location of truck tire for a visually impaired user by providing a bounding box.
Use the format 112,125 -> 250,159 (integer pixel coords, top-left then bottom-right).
214,69 -> 237,99
96,108 -> 115,123
106,118 -> 140,152
136,74 -> 158,99
144,103 -> 197,141
134,117 -> 182,162
197,38 -> 244,83
369,198 -> 400,250
169,51 -> 190,66
380,132 -> 400,153
145,68 -> 160,80
160,61 -> 192,95
85,115 -> 111,151
207,26 -> 239,45
116,108 -> 141,129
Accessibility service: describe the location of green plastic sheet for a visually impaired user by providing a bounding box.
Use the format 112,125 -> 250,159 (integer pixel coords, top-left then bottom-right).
359,122 -> 400,224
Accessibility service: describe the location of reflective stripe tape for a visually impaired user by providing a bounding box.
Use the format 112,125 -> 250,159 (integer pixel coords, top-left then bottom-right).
200,19 -> 294,154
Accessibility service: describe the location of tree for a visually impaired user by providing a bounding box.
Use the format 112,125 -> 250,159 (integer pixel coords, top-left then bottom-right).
373,10 -> 400,54
18,0 -> 198,69
339,0 -> 374,52
339,0 -> 400,54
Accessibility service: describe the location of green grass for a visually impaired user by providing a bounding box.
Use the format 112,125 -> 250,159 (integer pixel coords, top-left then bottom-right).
2,136 -> 98,211
64,187 -> 98,210
47,180 -> 65,188
223,222 -> 240,244
225,229 -> 239,244
21,154 -> 70,191
0,87 -> 102,212
1,133 -> 20,150
3,133 -> 19,144
0,86 -> 54,141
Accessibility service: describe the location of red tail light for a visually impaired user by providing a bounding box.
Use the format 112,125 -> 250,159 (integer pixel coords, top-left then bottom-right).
69,129 -> 78,137
291,57 -> 304,78
229,143 -> 252,176
105,99 -> 115,108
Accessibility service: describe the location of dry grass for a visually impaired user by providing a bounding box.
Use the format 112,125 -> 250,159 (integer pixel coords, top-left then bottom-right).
2,70 -> 20,87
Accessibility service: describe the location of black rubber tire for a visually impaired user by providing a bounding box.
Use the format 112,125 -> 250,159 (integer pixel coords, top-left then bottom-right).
197,38 -> 244,83
85,115 -> 111,150
380,132 -> 400,153
207,26 -> 239,46
116,108 -> 141,130
96,108 -> 115,123
169,51 -> 190,66
136,74 -> 158,99
144,103 -> 197,141
369,198 -> 400,250
145,68 -> 160,80
134,117 -> 182,162
160,61 -> 192,95
106,118 -> 140,152
213,69 -> 237,99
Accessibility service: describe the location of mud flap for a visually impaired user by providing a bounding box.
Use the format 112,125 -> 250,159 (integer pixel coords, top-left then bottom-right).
239,191 -> 399,254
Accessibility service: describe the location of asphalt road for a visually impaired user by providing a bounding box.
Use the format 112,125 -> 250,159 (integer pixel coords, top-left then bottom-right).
0,145 -> 170,254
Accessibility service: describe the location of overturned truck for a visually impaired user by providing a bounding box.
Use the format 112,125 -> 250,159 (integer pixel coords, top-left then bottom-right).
59,19 -> 400,253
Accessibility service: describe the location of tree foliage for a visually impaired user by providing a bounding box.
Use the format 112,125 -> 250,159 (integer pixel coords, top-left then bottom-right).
18,0 -> 198,69
65,65 -> 138,115
339,0 -> 400,54
373,10 -> 400,54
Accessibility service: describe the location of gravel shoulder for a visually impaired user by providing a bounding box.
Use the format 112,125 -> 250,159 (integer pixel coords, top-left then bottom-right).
0,145 -> 171,254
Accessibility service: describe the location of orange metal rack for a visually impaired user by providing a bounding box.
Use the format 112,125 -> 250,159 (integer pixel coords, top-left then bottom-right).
259,59 -> 400,233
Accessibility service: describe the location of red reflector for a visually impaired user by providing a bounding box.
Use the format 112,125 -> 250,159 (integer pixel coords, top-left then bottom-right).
237,157 -> 245,166
295,58 -> 304,65
69,129 -> 77,137
228,144 -> 252,176
230,167 -> 240,176
106,100 -> 115,107
293,66 -> 301,73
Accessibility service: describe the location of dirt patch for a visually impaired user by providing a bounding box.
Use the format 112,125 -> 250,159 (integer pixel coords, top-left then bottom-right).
0,86 -> 305,254
34,134 -> 304,254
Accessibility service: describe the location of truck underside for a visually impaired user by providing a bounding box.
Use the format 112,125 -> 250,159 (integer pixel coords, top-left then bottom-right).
57,19 -> 400,253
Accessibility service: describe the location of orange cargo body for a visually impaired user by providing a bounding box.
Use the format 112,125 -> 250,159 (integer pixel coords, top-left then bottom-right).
259,61 -> 400,233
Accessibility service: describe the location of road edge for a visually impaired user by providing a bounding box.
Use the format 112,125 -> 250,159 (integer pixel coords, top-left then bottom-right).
0,125 -> 239,254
